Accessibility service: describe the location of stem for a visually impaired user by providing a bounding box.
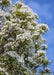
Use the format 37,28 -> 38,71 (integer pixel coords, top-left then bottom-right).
43,65 -> 45,71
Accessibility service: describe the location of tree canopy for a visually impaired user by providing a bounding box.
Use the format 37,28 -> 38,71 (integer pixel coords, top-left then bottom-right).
0,0 -> 51,75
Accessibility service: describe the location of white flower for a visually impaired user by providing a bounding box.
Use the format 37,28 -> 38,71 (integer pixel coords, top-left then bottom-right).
37,50 -> 46,54
0,67 -> 5,71
0,32 -> 4,35
0,1 -> 2,3
28,57 -> 33,62
6,51 -> 19,57
44,56 -> 48,61
18,56 -> 24,63
8,37 -> 14,41
32,31 -> 40,36
45,67 -> 50,71
20,9 -> 27,13
41,44 -> 48,49
4,42 -> 12,48
16,31 -> 31,42
37,24 -> 49,31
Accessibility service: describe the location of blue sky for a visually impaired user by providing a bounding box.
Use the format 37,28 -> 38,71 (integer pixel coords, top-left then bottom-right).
12,0 -> 54,74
